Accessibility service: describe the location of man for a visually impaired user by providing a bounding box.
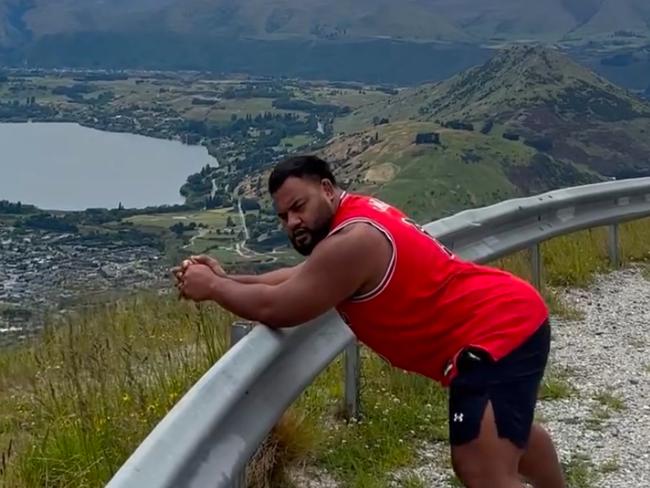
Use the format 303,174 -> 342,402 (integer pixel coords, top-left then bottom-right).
173,155 -> 566,488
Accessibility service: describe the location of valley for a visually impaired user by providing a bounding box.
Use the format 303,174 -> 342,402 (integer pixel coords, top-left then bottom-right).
2,44 -> 650,345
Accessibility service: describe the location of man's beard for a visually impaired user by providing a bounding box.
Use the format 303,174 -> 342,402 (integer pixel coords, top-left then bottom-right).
290,219 -> 332,256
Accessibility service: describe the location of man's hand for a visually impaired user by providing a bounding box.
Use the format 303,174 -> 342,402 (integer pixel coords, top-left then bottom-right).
171,254 -> 225,289
189,255 -> 226,277
171,258 -> 193,295
178,263 -> 219,302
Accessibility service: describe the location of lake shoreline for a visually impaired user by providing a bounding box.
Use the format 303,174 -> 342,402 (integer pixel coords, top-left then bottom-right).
1,117 -> 203,147
0,121 -> 218,211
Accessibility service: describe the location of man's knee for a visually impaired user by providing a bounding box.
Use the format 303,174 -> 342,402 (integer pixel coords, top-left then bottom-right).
452,450 -> 480,485
452,450 -> 493,487
452,448 -> 520,488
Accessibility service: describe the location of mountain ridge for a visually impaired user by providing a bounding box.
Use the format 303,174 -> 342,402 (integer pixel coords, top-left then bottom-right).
233,45 -> 650,220
1,0 -> 650,49
337,45 -> 650,179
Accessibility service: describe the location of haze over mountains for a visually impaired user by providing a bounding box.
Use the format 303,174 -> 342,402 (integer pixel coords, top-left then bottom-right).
1,0 -> 650,46
1,0 -> 650,85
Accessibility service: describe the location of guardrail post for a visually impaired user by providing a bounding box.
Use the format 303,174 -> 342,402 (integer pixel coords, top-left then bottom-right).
531,243 -> 542,290
230,320 -> 253,488
608,223 -> 620,268
344,341 -> 360,420
231,320 -> 253,347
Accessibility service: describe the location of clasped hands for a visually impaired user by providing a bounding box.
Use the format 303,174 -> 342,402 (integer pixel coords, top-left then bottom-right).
171,255 -> 225,302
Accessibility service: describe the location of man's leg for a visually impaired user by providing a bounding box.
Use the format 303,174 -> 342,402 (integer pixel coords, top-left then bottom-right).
518,423 -> 566,488
451,401 -> 524,488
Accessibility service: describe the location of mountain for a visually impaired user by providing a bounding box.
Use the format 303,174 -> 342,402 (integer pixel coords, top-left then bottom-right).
338,45 -> 650,181
1,1 -> 650,85
421,0 -> 650,42
1,0 -> 650,48
236,46 -> 650,221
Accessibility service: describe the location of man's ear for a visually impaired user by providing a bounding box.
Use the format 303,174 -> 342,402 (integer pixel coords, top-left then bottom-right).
321,179 -> 335,198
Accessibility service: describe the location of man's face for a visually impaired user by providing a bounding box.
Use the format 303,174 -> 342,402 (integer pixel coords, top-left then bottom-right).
272,176 -> 337,256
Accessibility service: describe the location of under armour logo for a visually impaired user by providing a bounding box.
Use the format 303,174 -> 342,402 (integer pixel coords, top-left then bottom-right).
453,413 -> 464,423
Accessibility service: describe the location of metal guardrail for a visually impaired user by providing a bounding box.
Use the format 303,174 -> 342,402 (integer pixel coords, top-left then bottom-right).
106,177 -> 650,488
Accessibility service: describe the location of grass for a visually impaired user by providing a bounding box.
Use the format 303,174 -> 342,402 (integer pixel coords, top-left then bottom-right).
586,390 -> 626,432
491,218 -> 650,317
125,208 -> 239,230
641,263 -> 650,281
195,97 -> 302,123
539,367 -> 577,400
399,474 -> 426,487
295,348 -> 448,488
599,458 -> 620,474
563,453 -> 599,488
1,213 -> 650,486
126,207 -> 253,263
587,389 -> 626,431
281,134 -> 313,149
353,122 -> 528,222
594,391 -> 626,412
299,86 -> 391,111
0,293 -> 235,487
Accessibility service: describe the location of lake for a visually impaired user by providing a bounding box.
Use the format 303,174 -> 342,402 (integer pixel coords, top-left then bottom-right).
0,122 -> 218,210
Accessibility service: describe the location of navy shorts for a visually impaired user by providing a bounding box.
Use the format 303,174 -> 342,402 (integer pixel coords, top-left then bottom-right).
448,320 -> 550,449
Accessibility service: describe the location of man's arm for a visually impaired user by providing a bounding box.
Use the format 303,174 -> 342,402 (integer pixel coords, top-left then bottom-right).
197,224 -> 389,328
228,262 -> 305,285
184,255 -> 304,285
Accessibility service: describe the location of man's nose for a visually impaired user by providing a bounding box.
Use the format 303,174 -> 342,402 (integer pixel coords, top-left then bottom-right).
287,213 -> 302,230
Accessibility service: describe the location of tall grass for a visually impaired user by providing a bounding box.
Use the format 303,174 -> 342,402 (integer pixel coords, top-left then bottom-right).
1,218 -> 649,487
299,351 -> 448,487
0,294 -> 233,487
495,219 -> 650,288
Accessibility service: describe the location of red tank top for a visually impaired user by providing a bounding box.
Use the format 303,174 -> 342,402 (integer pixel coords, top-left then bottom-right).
330,192 -> 548,386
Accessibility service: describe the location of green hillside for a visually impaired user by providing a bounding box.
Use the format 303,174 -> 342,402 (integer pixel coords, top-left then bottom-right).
316,120 -> 599,222
338,45 -> 650,127
336,45 -> 650,182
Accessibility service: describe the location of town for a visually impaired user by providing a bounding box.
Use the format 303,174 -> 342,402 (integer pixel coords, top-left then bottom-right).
0,223 -> 168,345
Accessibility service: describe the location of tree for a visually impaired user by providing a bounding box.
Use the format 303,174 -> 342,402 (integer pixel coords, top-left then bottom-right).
480,120 -> 494,135
415,132 -> 440,145
245,213 -> 257,227
170,223 -> 185,237
524,137 -> 553,152
240,197 -> 261,211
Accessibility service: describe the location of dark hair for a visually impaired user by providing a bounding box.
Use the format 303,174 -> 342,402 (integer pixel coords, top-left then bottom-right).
268,155 -> 337,194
